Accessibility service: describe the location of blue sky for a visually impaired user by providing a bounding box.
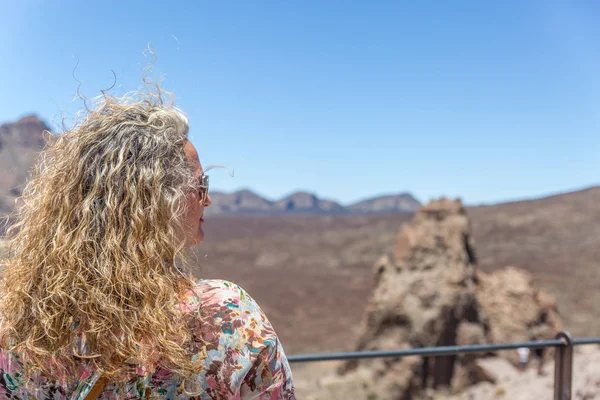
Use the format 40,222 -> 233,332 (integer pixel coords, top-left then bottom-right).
1,1 -> 598,205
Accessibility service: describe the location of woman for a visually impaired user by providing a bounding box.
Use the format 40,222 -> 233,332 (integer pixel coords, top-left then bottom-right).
0,89 -> 295,399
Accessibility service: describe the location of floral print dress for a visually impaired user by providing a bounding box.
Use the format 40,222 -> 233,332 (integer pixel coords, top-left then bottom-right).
0,280 -> 296,399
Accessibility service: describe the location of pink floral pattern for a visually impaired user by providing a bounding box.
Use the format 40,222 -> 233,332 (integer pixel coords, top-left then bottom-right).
0,280 -> 296,399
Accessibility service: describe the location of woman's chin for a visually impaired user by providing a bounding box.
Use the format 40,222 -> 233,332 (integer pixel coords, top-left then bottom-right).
184,230 -> 205,248
194,229 -> 205,245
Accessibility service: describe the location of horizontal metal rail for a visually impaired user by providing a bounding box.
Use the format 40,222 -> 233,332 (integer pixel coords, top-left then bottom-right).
287,336 -> 600,363
287,332 -> 600,400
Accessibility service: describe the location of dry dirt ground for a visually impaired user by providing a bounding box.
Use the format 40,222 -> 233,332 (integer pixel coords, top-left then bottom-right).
291,345 -> 600,400
196,213 -> 412,354
198,187 -> 600,356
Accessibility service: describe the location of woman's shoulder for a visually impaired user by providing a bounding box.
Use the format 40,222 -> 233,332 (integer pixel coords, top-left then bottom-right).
177,280 -> 294,399
191,279 -> 250,298
181,279 -> 254,310
181,279 -> 278,355
180,279 -> 269,327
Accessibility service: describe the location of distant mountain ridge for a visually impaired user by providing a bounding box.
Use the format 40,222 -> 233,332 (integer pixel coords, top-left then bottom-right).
207,190 -> 420,215
0,115 -> 421,217
347,193 -> 421,214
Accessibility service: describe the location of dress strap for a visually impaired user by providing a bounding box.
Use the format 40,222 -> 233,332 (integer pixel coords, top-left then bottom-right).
83,375 -> 108,400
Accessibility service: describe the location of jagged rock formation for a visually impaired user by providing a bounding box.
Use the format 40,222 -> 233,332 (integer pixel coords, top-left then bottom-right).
339,199 -> 560,399
475,267 -> 561,365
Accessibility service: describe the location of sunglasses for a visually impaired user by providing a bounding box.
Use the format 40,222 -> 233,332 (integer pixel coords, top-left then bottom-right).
197,175 -> 209,203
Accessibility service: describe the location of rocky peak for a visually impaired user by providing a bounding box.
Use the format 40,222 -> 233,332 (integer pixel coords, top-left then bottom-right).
0,115 -> 48,151
347,192 -> 421,214
0,115 -> 50,217
274,191 -> 345,213
274,191 -> 319,211
206,189 -> 274,215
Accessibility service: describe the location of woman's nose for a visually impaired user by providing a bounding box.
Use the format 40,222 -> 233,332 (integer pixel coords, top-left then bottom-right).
204,194 -> 212,206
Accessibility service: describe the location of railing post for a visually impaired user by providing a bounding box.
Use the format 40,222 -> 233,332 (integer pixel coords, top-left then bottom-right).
553,331 -> 573,400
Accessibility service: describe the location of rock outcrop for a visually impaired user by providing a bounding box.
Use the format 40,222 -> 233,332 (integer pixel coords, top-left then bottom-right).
339,198 -> 560,399
476,267 -> 561,365
0,115 -> 49,221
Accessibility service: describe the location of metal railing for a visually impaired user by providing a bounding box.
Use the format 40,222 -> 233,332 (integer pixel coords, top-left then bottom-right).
288,331 -> 600,400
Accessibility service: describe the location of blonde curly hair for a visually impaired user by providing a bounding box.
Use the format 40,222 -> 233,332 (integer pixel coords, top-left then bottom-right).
0,89 -> 204,386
